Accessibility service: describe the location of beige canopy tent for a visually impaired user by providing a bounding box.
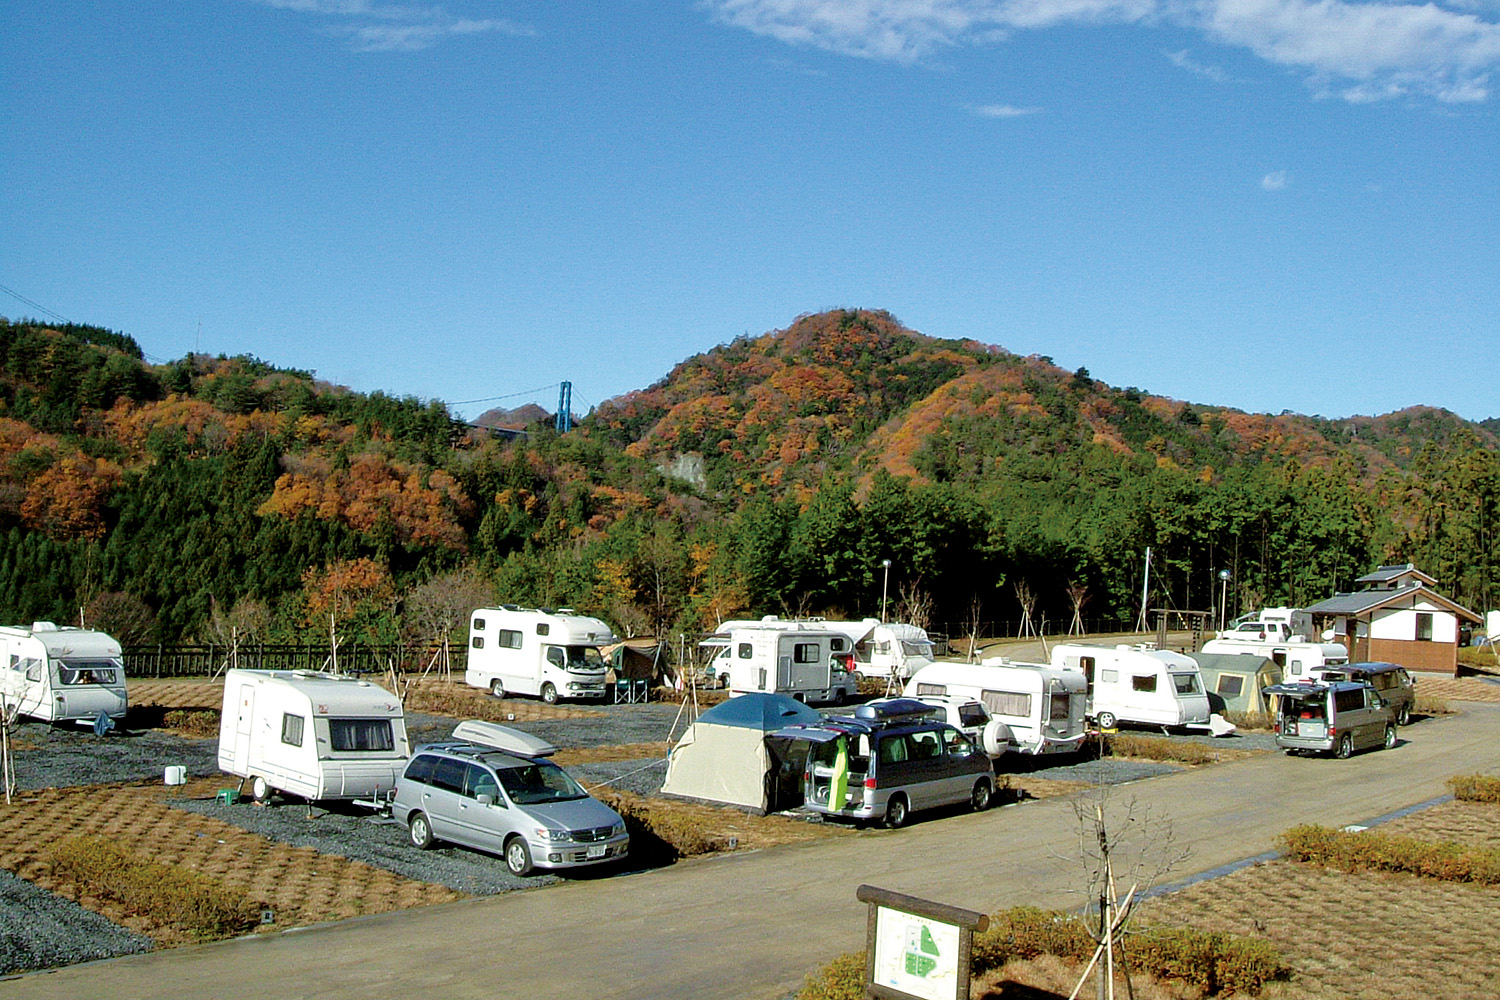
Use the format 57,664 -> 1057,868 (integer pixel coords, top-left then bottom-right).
660,693 -> 823,813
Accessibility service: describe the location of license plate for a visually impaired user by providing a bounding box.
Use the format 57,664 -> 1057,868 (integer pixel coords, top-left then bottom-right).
586,844 -> 607,859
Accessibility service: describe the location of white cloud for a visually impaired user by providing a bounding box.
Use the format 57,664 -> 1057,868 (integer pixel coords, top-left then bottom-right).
1261,169 -> 1289,189
970,102 -> 1044,115
254,0 -> 532,51
705,0 -> 1500,102
1166,47 -> 1232,82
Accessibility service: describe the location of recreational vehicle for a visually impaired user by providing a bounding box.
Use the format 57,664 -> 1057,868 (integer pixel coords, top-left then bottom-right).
822,618 -> 937,682
465,606 -> 617,704
0,622 -> 127,726
217,669 -> 410,803
902,660 -> 1088,755
1218,607 -> 1313,642
1199,635 -> 1349,680
702,619 -> 856,704
1050,643 -> 1212,730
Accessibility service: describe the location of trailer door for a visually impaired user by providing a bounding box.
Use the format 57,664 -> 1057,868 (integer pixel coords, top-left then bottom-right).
234,683 -> 255,766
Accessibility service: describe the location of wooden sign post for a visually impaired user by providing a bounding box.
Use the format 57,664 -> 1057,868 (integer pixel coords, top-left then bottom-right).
856,884 -> 989,1000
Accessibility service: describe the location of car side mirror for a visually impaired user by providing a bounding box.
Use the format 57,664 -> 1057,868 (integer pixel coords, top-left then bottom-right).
477,793 -> 496,806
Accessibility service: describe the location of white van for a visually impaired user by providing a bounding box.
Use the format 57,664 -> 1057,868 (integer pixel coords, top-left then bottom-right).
217,669 -> 410,803
1199,636 -> 1348,681
1050,643 -> 1211,730
0,622 -> 127,726
902,660 -> 1088,754
1219,607 -> 1313,642
702,620 -> 856,704
465,606 -> 616,704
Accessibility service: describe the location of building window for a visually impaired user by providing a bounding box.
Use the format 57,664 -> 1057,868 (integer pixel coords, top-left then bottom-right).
1416,613 -> 1433,641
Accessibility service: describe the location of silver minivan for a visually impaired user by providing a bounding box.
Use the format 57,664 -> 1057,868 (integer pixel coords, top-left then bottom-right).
392,739 -> 628,876
1266,681 -> 1396,758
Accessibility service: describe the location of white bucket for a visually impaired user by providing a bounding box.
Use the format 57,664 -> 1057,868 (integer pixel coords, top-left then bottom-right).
163,765 -> 186,786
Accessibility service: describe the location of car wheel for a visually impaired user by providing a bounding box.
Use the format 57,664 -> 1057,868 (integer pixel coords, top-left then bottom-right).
971,780 -> 992,812
408,812 -> 434,849
1384,725 -> 1397,750
884,794 -> 910,830
719,673 -> 731,690
250,775 -> 271,803
505,836 -> 534,876
1335,733 -> 1353,759
1397,704 -> 1411,726
1096,711 -> 1117,730
541,682 -> 559,705
490,679 -> 505,698
829,688 -> 845,706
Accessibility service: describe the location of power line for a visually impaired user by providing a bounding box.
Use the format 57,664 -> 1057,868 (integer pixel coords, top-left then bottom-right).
449,382 -> 562,407
0,282 -> 72,324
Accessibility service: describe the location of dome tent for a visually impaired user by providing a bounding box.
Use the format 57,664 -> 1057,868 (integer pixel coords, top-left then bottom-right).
660,694 -> 822,813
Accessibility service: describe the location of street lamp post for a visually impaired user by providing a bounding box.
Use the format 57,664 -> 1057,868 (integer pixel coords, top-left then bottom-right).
880,559 -> 892,623
1218,569 -> 1232,633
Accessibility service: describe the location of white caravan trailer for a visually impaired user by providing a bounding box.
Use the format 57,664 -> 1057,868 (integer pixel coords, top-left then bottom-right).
821,618 -> 937,682
0,622 -> 127,725
1050,643 -> 1212,730
1199,636 -> 1348,681
702,620 -> 856,705
903,660 -> 1088,754
217,669 -> 410,803
465,606 -> 616,704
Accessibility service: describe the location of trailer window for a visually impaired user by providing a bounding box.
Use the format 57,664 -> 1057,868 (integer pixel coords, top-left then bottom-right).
829,637 -> 847,652
793,643 -> 820,664
1100,669 -> 1118,683
738,643 -> 753,659
328,719 -> 395,752
281,713 -> 305,747
471,637 -> 484,649
1216,675 -> 1245,698
537,623 -> 550,636
981,690 -> 1030,718
914,683 -> 946,697
1131,675 -> 1158,693
1172,673 -> 1200,695
472,618 -> 485,631
499,629 -> 523,649
56,661 -> 118,685
1049,692 -> 1071,722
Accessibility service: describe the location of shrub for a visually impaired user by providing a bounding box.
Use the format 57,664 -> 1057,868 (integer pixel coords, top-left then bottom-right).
797,951 -> 866,1000
1124,926 -> 1285,995
1279,824 -> 1500,885
162,708 -> 220,738
1415,693 -> 1451,716
1104,733 -> 1217,765
1449,774 -> 1500,804
50,836 -> 262,940
590,790 -> 732,862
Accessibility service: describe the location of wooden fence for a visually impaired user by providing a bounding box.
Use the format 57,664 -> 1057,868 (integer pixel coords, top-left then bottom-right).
122,642 -> 446,679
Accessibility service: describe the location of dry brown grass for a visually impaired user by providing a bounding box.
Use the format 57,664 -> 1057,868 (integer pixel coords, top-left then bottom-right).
592,788 -> 851,858
0,781 -> 461,948
129,678 -> 226,710
1377,798 -> 1500,851
552,741 -> 671,765
402,677 -> 604,721
1411,673 -> 1500,704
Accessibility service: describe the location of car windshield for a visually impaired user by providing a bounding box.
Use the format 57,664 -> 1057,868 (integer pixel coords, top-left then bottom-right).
548,645 -> 605,671
497,762 -> 588,804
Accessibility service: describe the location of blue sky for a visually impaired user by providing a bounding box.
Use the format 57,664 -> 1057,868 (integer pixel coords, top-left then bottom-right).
4,1 -> 1497,423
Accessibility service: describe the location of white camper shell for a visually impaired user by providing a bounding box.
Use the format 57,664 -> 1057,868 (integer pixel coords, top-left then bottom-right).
1050,643 -> 1211,730
701,620 -> 856,705
1199,636 -> 1349,680
903,660 -> 1088,754
218,669 -> 410,803
0,622 -> 127,725
465,606 -> 617,704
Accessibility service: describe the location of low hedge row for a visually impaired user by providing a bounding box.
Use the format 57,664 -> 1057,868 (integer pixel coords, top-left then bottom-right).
49,836 -> 263,940
797,906 -> 1285,998
1279,824 -> 1500,885
1103,733 -> 1218,765
1447,773 -> 1500,804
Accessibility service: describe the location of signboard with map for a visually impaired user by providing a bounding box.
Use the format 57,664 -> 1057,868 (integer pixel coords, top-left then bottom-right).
856,885 -> 988,1000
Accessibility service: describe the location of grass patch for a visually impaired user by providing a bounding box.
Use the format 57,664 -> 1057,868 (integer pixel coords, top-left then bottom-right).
402,678 -> 602,721
161,708 -> 220,739
1415,692 -> 1452,716
1448,774 -> 1500,804
1102,733 -> 1219,765
49,835 -> 263,941
590,788 -> 846,864
1279,824 -> 1500,885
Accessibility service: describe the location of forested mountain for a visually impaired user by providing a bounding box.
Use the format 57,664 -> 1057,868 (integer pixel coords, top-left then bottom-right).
0,310 -> 1493,649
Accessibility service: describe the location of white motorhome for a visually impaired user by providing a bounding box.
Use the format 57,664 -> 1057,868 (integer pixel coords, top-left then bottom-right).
1199,636 -> 1349,681
0,622 -> 127,725
902,659 -> 1089,755
701,620 -> 856,704
217,669 -> 410,803
1218,607 -> 1313,642
465,606 -> 616,704
1050,643 -> 1211,730
821,618 -> 936,682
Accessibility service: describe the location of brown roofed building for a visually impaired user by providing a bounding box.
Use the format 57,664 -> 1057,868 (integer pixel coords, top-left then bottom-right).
1303,564 -> 1482,677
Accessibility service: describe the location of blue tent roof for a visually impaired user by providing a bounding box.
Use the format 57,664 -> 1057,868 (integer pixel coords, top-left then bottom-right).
697,693 -> 823,731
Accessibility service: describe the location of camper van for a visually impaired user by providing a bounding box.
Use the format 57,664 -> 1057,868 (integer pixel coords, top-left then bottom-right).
903,660 -> 1089,755
1219,607 -> 1313,642
702,619 -> 856,704
822,619 -> 937,682
465,606 -> 617,704
1199,635 -> 1349,681
1050,643 -> 1211,731
217,669 -> 411,803
0,622 -> 127,726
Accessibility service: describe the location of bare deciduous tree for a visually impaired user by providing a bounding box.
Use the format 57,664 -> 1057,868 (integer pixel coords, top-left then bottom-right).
1067,581 -> 1091,636
83,591 -> 158,646
1015,579 -> 1039,639
404,568 -> 496,679
892,581 -> 933,630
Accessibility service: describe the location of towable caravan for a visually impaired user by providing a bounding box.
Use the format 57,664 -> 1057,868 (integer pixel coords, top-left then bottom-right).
1199,636 -> 1348,681
702,620 -> 856,704
465,606 -> 617,704
821,619 -> 937,682
218,669 -> 410,803
1050,643 -> 1211,730
903,660 -> 1088,755
0,622 -> 127,725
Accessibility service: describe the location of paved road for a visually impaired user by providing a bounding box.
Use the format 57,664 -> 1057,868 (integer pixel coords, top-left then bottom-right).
7,704 -> 1498,1000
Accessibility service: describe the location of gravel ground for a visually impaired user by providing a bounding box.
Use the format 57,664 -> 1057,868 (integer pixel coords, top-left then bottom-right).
0,870 -> 152,975
9,720 -> 221,792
